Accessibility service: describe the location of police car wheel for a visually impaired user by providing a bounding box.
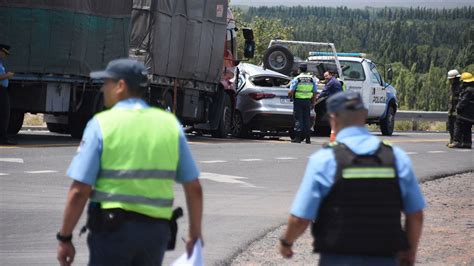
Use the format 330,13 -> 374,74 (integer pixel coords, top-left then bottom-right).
380,105 -> 395,136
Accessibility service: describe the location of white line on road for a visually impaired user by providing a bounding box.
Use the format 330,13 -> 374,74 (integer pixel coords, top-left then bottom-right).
0,173 -> 9,176
199,160 -> 227,164
406,152 -> 418,155
275,157 -> 297,160
0,158 -> 24,163
239,158 -> 263,162
199,172 -> 257,188
427,151 -> 446,154
25,170 -> 58,174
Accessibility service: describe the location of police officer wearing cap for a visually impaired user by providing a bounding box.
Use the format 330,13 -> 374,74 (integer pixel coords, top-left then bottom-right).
446,69 -> 462,146
0,44 -> 15,145
57,58 -> 203,266
289,64 -> 317,144
279,91 -> 425,266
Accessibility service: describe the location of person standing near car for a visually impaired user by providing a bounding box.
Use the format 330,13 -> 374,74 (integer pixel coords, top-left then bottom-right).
446,69 -> 462,146
288,64 -> 317,144
0,44 -> 16,145
318,71 -> 343,99
279,91 -> 425,266
448,72 -> 473,149
56,58 -> 203,266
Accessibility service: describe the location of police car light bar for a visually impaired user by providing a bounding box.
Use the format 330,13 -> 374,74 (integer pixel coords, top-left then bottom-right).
309,52 -> 366,57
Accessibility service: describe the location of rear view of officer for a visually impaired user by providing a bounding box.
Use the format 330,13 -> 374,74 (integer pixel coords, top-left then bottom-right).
288,64 -> 317,144
279,91 -> 425,266
57,59 -> 203,266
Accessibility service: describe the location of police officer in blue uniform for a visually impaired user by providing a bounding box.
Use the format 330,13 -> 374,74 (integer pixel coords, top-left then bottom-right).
57,59 -> 203,266
0,44 -> 15,145
279,91 -> 425,266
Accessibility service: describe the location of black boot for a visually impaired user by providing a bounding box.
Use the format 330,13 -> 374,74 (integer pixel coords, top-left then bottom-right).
305,134 -> 311,144
291,132 -> 301,143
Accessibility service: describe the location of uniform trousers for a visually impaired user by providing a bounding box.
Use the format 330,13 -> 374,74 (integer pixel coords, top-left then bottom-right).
0,88 -> 10,141
293,98 -> 312,137
87,219 -> 170,266
319,253 -> 398,266
453,118 -> 472,147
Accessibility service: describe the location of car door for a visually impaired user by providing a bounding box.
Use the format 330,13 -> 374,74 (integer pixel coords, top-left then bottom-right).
367,62 -> 386,117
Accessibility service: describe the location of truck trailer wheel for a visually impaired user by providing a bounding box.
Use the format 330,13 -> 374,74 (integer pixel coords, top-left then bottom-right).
211,95 -> 232,138
380,105 -> 395,136
47,123 -> 69,134
69,114 -> 89,139
263,45 -> 294,76
7,111 -> 24,135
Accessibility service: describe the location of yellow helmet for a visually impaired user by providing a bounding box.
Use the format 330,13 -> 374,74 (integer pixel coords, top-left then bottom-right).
460,72 -> 474,83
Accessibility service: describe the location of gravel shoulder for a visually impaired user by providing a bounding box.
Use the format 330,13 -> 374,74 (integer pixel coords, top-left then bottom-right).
231,172 -> 474,265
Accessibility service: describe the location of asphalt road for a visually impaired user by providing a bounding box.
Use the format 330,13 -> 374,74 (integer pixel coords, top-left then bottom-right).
1,130 -> 473,265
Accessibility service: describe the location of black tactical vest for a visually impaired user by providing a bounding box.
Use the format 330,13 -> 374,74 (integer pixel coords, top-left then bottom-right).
311,142 -> 409,256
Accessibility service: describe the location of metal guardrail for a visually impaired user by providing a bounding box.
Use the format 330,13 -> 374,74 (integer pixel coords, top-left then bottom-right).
396,110 -> 448,122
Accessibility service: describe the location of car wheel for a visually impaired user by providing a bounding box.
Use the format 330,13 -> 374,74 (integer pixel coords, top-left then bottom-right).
263,45 -> 294,76
69,113 -> 90,139
380,105 -> 395,136
289,128 -> 296,139
211,94 -> 232,138
232,111 -> 249,138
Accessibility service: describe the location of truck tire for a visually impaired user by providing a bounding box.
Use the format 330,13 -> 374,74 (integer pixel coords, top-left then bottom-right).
380,105 -> 395,136
263,45 -> 294,76
7,111 -> 24,135
231,111 -> 249,138
211,94 -> 232,138
47,123 -> 69,134
69,114 -> 89,139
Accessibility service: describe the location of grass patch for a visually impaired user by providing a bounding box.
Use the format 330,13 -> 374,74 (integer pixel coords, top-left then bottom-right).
370,121 -> 447,132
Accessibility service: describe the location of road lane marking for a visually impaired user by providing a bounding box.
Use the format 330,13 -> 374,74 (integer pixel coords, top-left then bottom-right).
0,173 -> 9,176
25,170 -> 58,174
275,157 -> 297,160
406,152 -> 418,155
0,158 -> 24,163
239,158 -> 263,162
427,151 -> 446,154
199,172 -> 256,188
199,160 -> 227,164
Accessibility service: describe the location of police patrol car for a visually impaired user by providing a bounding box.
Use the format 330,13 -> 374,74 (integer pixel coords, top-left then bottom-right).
262,40 -> 397,136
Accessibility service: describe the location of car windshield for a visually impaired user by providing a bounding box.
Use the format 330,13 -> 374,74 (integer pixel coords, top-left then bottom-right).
340,60 -> 365,81
250,76 -> 290,87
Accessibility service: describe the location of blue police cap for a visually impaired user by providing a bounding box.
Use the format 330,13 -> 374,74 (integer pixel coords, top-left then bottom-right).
90,58 -> 148,88
326,91 -> 366,113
